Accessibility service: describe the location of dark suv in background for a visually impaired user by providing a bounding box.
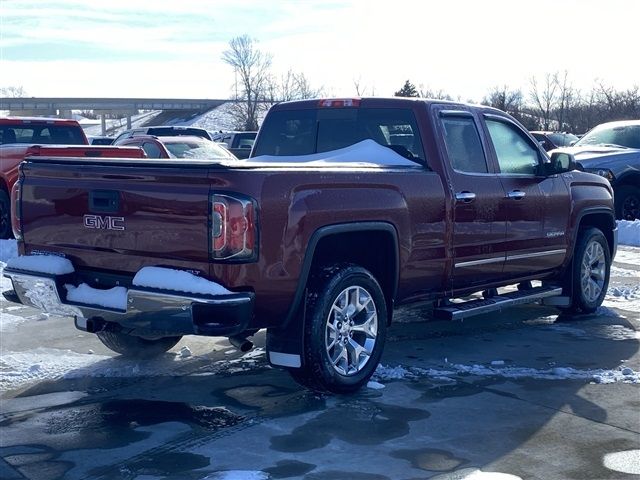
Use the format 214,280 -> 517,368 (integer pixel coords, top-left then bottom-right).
113,125 -> 212,144
531,131 -> 579,151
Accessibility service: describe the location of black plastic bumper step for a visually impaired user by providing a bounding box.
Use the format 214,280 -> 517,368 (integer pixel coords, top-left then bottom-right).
434,286 -> 563,321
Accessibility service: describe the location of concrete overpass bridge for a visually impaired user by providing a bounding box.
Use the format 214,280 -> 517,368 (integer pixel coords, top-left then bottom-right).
0,97 -> 234,134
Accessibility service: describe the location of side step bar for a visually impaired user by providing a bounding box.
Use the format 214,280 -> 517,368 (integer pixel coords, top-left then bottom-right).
434,286 -> 563,321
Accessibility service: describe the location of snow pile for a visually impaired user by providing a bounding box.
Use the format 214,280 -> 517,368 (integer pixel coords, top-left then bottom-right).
431,469 -> 523,480
133,266 -> 231,296
374,362 -> 640,385
6,254 -> 74,275
0,348 -> 110,391
0,311 -> 29,332
603,449 -> 640,475
250,139 -> 418,166
614,247 -> 640,266
367,380 -> 385,390
603,284 -> 640,312
618,220 -> 640,247
65,283 -> 127,310
0,239 -> 18,263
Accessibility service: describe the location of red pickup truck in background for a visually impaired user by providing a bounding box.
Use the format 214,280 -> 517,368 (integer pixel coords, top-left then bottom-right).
0,117 -> 145,238
3,98 -> 618,393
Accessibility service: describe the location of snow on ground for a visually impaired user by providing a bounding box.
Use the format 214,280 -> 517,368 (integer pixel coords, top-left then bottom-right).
374,361 -> 640,385
603,284 -> 640,312
165,102 -> 243,133
80,110 -> 162,137
618,220 -> 640,247
614,247 -> 640,266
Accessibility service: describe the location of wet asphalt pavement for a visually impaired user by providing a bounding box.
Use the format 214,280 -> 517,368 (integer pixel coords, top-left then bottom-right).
1,248 -> 639,479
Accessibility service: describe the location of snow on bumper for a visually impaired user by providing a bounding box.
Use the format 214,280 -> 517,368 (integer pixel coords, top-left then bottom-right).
3,257 -> 254,337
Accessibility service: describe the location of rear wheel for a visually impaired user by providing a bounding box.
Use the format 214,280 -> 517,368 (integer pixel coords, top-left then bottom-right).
561,227 -> 611,314
615,185 -> 640,221
0,190 -> 12,239
96,328 -> 181,358
289,264 -> 388,394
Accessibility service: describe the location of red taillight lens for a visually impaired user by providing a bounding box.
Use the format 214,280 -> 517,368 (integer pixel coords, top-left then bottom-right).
211,194 -> 257,261
11,181 -> 22,240
318,98 -> 361,108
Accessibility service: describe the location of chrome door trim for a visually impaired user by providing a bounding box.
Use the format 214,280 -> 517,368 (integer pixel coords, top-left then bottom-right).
455,255 -> 506,268
506,249 -> 566,262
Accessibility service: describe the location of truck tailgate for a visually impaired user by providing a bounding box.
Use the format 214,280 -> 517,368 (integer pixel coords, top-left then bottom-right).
20,159 -> 212,276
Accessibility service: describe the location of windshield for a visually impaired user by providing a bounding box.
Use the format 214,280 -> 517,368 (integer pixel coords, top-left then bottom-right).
575,123 -> 640,149
164,140 -> 236,160
548,133 -> 578,147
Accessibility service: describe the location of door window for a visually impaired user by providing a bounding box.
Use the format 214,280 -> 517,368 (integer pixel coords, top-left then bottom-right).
441,117 -> 488,173
142,142 -> 162,158
486,120 -> 541,175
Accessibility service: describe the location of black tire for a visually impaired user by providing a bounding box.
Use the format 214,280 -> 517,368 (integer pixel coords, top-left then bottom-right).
561,227 -> 611,314
96,329 -> 181,358
0,189 -> 12,240
289,264 -> 388,394
614,185 -> 640,221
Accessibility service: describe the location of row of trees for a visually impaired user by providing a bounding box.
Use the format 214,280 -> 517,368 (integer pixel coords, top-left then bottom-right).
395,75 -> 640,134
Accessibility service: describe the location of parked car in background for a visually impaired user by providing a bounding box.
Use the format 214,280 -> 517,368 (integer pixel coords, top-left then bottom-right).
530,131 -> 579,151
113,125 -> 212,144
211,131 -> 257,159
117,135 -> 237,160
552,120 -> 640,220
88,135 -> 114,145
0,117 -> 88,238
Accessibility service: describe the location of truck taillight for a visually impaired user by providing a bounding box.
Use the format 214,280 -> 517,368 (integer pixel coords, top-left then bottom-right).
211,194 -> 257,261
11,181 -> 22,240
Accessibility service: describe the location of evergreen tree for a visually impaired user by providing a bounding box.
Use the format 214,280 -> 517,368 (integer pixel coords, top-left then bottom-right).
394,80 -> 419,97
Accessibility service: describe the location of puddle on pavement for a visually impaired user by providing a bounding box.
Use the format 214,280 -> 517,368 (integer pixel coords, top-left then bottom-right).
391,448 -> 469,472
263,459 -> 317,478
305,471 -> 391,480
91,451 -> 211,479
216,383 -> 325,418
269,400 -> 430,453
1,398 -> 245,455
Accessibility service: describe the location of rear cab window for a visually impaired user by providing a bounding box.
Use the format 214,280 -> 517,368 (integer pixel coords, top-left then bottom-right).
253,107 -> 426,164
0,125 -> 85,145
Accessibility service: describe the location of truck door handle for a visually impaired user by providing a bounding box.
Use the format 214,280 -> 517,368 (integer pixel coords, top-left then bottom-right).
455,191 -> 476,203
506,190 -> 526,200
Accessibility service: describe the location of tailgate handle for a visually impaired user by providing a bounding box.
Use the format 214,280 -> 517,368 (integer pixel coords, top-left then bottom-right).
89,190 -> 119,213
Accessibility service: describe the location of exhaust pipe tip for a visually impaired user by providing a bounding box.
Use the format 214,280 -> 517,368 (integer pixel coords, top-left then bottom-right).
228,335 -> 253,352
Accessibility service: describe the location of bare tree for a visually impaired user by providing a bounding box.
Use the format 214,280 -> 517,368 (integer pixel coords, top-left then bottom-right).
529,73 -> 559,130
554,71 -> 573,131
222,35 -> 272,131
353,77 -> 375,96
0,85 -> 27,97
418,85 -> 453,100
269,70 -> 322,103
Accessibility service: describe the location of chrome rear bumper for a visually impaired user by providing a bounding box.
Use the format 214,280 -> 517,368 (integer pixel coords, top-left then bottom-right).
4,268 -> 254,336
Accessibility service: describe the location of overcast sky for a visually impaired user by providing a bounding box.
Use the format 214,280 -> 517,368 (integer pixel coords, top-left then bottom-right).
1,0 -> 639,101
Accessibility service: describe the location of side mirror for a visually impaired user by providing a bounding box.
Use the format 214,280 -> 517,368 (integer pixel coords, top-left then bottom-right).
548,151 -> 577,174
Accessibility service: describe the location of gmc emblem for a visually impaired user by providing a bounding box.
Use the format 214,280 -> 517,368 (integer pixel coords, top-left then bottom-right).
83,215 -> 125,231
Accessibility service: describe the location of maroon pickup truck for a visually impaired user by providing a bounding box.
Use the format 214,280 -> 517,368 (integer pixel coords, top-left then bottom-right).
3,98 -> 618,393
